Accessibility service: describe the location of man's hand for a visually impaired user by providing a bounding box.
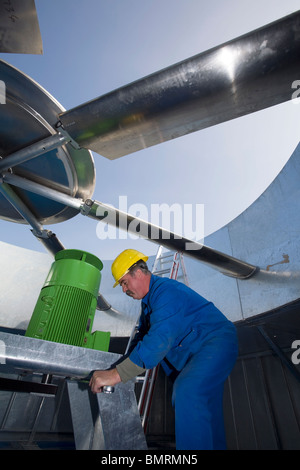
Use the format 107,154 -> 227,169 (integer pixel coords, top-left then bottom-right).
89,368 -> 121,393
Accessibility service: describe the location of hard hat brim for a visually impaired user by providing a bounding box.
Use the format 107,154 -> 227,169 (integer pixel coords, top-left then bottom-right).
113,268 -> 130,288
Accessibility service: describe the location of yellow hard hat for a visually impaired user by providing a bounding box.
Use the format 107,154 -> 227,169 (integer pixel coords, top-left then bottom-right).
111,249 -> 148,288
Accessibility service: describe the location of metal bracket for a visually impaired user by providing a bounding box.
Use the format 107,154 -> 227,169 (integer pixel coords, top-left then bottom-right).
32,229 -> 65,256
0,181 -> 44,236
55,121 -> 81,150
0,133 -> 69,173
80,198 -> 94,216
0,376 -> 57,396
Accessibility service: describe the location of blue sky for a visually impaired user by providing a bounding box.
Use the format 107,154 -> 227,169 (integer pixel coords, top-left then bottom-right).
0,0 -> 299,262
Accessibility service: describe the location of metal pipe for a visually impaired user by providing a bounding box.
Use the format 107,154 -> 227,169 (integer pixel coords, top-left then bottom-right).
2,173 -> 82,210
1,173 -> 257,278
0,133 -> 69,172
0,176 -> 66,256
33,229 -> 65,256
0,181 -> 43,235
59,11 -> 300,159
87,200 -> 258,279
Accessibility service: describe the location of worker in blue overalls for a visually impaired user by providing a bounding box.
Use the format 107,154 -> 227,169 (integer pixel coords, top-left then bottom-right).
90,249 -> 238,450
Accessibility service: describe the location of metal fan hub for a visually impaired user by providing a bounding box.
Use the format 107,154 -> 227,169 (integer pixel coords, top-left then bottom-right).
0,59 -> 95,225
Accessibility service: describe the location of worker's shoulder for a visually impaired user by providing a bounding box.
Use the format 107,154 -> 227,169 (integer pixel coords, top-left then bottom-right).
150,275 -> 208,306
151,274 -> 177,289
150,275 -> 188,299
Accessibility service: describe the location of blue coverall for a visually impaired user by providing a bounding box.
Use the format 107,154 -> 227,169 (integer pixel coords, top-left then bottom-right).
128,274 -> 238,450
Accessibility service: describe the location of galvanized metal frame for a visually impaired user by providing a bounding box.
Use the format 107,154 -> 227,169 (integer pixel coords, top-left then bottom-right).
0,332 -> 147,450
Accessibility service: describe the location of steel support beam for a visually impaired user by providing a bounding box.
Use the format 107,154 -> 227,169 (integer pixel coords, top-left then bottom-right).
0,332 -> 147,450
2,173 -> 82,210
1,172 -> 258,279
0,180 -> 44,235
0,133 -> 69,173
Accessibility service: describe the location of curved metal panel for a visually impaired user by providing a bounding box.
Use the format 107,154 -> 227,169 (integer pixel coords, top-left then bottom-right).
0,60 -> 95,225
59,11 -> 300,159
181,141 -> 300,322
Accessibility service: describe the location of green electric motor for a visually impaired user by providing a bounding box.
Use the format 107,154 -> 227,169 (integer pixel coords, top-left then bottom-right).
25,249 -> 110,352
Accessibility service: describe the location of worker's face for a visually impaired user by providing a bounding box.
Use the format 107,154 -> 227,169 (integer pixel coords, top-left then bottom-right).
119,269 -> 149,299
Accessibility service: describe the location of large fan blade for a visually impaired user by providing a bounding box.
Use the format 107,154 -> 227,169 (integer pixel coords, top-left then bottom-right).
0,0 -> 42,54
59,11 -> 300,159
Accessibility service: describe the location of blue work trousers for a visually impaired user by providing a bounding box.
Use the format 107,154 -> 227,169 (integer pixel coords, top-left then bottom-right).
172,330 -> 238,450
